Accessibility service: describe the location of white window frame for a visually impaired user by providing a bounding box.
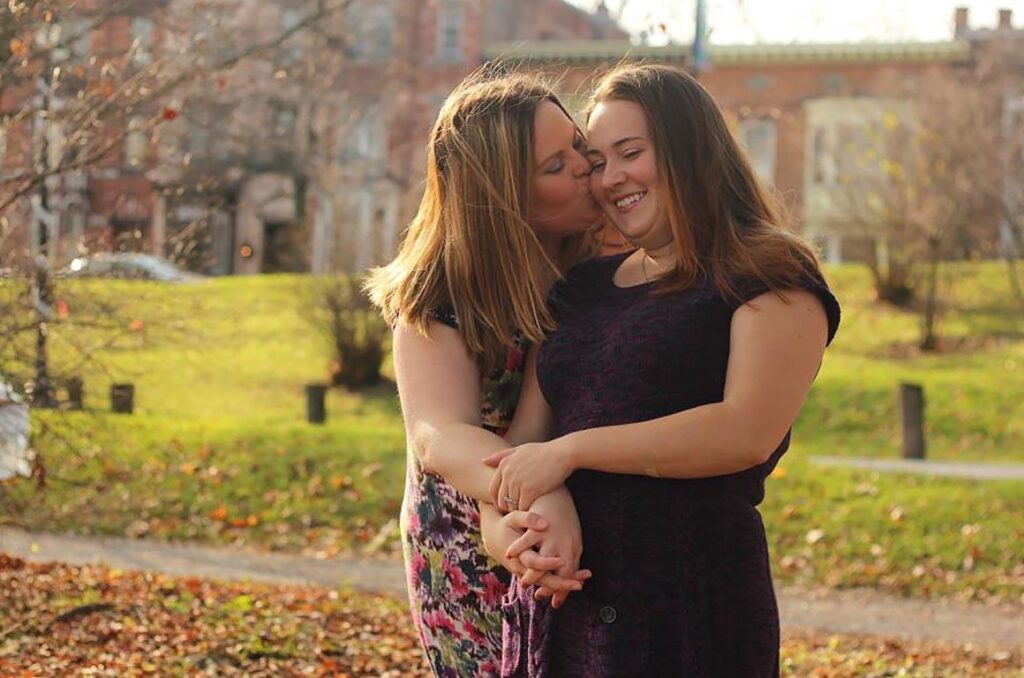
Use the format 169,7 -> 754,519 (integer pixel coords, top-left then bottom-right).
435,0 -> 464,63
131,16 -> 154,66
738,117 -> 777,186
124,117 -> 147,167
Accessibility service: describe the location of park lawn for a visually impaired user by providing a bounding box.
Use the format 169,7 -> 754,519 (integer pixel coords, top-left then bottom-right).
1,263 -> 1023,602
1,555 -> 1020,677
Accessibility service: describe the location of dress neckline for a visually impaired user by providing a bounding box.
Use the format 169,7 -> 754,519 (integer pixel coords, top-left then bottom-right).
605,250 -> 657,291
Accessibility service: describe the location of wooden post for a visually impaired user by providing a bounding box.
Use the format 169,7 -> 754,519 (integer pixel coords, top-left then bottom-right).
66,377 -> 84,411
110,383 -> 135,414
306,384 -> 327,424
899,383 -> 925,460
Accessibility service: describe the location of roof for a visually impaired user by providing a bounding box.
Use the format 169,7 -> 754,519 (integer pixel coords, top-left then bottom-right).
483,39 -> 973,66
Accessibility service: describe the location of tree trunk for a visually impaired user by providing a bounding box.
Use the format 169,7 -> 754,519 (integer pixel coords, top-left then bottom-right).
919,237 -> 942,352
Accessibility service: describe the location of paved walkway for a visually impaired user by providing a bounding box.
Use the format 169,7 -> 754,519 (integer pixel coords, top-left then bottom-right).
810,456 -> 1024,480
2,528 -> 1022,650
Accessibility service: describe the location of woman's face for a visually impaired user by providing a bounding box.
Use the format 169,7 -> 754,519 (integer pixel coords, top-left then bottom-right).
528,100 -> 601,244
585,99 -> 671,249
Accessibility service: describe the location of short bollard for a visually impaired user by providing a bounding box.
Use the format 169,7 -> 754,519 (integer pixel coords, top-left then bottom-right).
899,382 -> 925,460
110,383 -> 135,414
66,377 -> 84,411
306,383 -> 327,424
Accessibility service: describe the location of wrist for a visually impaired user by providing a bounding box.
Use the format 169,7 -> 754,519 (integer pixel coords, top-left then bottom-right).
557,431 -> 584,472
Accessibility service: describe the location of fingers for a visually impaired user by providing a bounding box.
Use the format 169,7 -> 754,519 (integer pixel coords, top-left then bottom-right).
518,549 -> 563,573
505,529 -> 545,560
535,572 -> 584,593
482,448 -> 514,467
551,590 -> 569,609
504,511 -> 548,532
534,586 -> 554,600
520,568 -> 546,586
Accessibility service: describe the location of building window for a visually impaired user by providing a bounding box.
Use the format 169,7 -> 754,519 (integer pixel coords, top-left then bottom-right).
739,118 -> 776,186
131,17 -> 154,66
811,127 -> 838,186
280,8 -> 304,64
746,74 -> 773,92
339,104 -> 388,167
273,104 -> 297,140
54,17 -> 91,64
124,117 -> 147,167
436,1 -> 464,63
352,1 -> 394,62
823,74 -> 846,94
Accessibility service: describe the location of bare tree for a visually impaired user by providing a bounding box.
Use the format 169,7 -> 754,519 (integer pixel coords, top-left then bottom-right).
830,59 -> 1017,349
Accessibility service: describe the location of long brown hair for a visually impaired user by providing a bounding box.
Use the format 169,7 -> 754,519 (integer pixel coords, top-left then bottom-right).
588,63 -> 823,300
365,70 -> 591,373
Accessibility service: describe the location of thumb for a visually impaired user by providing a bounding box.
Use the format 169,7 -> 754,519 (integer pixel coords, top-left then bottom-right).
506,510 -> 548,530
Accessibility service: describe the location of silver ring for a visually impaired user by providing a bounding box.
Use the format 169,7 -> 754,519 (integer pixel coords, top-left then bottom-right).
504,496 -> 518,508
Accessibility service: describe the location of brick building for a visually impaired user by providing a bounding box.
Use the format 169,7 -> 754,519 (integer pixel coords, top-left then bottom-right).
495,6 -> 1022,264
4,4 -> 1019,273
1,0 -> 626,274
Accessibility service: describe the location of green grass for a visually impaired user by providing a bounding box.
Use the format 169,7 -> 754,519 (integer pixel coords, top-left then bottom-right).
800,264 -> 1024,463
1,263 -> 1023,602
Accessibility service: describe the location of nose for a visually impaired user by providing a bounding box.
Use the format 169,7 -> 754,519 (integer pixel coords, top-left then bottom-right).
570,149 -> 591,179
601,160 -> 624,192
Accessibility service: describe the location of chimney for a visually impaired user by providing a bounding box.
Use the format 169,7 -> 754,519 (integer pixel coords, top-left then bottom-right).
954,7 -> 969,36
998,8 -> 1013,30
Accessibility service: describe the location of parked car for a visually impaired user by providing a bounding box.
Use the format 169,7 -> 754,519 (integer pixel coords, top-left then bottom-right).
62,253 -> 205,282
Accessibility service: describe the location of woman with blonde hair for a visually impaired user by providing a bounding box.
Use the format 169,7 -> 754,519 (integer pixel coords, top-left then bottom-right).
365,71 -> 600,675
486,63 -> 841,676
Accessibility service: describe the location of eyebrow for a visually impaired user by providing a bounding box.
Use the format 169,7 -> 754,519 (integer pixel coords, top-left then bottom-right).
585,135 -> 646,156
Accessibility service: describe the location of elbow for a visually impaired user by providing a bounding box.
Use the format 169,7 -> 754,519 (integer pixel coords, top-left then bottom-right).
410,424 -> 441,475
741,425 -> 787,468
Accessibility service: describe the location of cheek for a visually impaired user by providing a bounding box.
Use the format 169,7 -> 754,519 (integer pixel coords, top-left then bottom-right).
589,173 -> 606,201
535,177 -> 579,214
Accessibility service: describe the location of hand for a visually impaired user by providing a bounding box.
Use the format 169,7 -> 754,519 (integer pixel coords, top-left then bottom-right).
480,506 -> 590,597
512,487 -> 586,609
484,439 -> 574,513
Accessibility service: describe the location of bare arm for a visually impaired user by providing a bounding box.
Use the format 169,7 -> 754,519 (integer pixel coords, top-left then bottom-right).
503,345 -> 556,446
487,290 -> 830,509
393,321 -> 508,503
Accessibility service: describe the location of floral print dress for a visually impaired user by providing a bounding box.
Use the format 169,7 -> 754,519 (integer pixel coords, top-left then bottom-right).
402,305 -> 528,677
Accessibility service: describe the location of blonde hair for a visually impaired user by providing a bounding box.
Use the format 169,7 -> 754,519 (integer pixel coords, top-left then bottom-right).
366,71 -> 591,372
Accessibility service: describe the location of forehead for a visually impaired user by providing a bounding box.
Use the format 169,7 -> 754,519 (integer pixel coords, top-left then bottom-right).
585,99 -> 649,148
533,100 -> 575,145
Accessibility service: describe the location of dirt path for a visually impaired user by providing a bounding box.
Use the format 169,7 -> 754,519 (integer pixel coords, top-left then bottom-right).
3,527 -> 1021,650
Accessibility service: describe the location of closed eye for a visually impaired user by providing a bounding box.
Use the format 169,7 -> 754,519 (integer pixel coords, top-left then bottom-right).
545,159 -> 566,174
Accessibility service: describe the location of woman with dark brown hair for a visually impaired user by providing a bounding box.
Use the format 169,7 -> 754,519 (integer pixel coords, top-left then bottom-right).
485,64 -> 841,676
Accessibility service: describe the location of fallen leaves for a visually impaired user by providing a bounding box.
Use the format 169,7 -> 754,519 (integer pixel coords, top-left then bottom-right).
1,555 -> 1020,676
0,555 -> 430,676
781,630 -> 1022,677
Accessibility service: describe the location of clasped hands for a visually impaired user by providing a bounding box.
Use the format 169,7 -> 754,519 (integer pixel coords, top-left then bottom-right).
480,441 -> 586,609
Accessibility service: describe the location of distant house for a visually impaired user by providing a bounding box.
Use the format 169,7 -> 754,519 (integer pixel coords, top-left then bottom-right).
4,0 -> 627,275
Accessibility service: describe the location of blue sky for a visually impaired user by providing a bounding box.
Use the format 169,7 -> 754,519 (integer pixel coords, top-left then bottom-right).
566,0 -> 1024,44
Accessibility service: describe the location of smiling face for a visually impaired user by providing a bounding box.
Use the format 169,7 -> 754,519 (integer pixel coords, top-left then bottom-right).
585,99 -> 671,250
528,100 -> 602,247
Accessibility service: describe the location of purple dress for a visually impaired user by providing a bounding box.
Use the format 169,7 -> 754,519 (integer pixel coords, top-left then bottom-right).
501,252 -> 841,677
